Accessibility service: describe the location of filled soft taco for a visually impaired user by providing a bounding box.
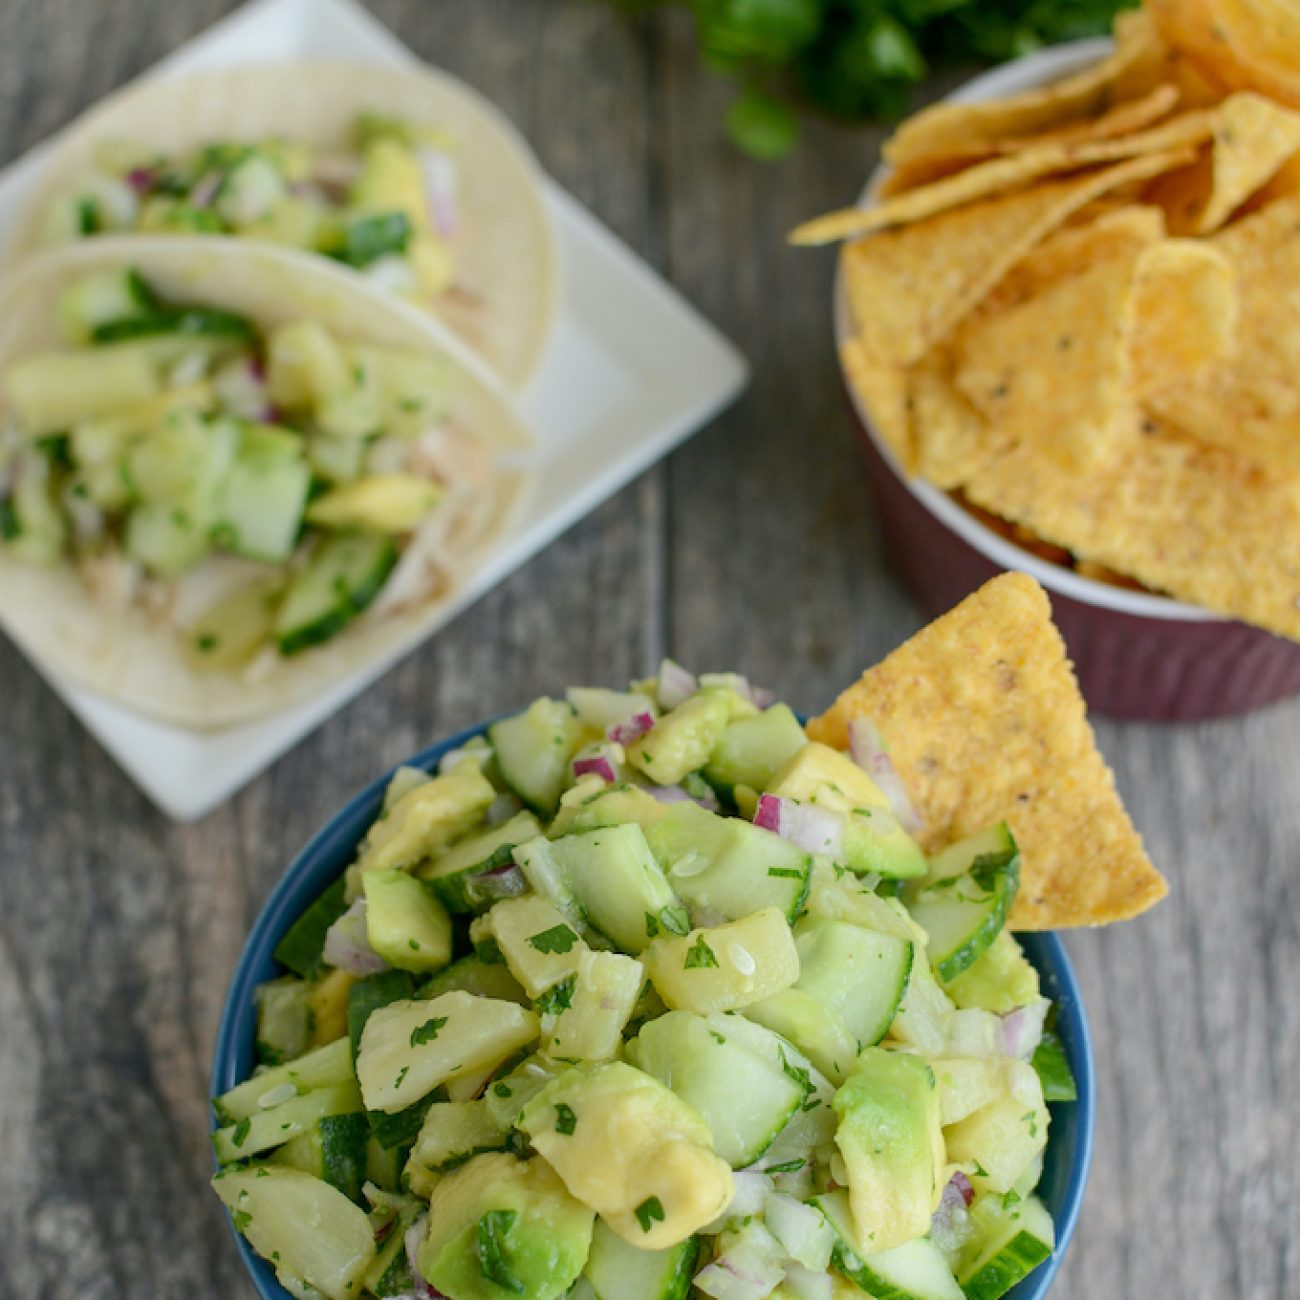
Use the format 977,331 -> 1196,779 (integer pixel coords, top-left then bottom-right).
9,61 -> 558,388
0,237 -> 531,730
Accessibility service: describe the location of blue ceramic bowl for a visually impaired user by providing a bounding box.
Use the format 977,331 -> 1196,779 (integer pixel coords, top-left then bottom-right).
212,718 -> 1095,1300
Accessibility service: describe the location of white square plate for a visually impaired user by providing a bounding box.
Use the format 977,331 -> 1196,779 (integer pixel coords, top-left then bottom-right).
0,0 -> 749,820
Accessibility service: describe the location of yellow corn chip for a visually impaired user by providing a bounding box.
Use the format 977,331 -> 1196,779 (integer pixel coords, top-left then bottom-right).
1128,239 -> 1237,394
841,337 -> 913,469
956,413 -> 1300,641
1245,149 -> 1300,211
909,350 -> 990,489
808,573 -> 1166,930
1147,195 -> 1300,468
882,10 -> 1170,170
954,251 -> 1140,472
841,151 -> 1193,368
997,81 -> 1182,152
1143,148 -> 1215,233
1198,92 -> 1300,232
1205,0 -> 1300,111
985,204 -> 1166,312
792,114 -> 1209,245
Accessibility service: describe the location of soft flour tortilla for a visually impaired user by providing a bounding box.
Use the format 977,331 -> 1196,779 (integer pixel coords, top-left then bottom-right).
8,61 -> 559,389
0,237 -> 532,731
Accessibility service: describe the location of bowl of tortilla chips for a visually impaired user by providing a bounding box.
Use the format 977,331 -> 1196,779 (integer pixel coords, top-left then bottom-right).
796,1 -> 1300,722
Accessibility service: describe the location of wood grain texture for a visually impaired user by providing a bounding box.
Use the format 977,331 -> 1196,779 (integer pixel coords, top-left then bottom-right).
0,2 -> 1296,1297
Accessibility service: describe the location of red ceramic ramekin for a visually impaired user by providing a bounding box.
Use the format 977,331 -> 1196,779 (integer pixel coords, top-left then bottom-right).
835,42 -> 1300,723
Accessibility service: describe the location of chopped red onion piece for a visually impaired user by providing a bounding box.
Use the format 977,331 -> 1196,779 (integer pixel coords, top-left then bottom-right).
606,710 -> 655,745
1000,999 -> 1049,1060
475,864 -> 527,902
190,170 -> 221,208
126,167 -> 155,194
401,1217 -> 442,1299
656,659 -> 697,711
930,1173 -> 976,1255
418,148 -> 459,238
750,685 -> 776,710
322,900 -> 388,976
848,718 -> 923,833
573,755 -> 617,783
645,783 -> 717,812
754,795 -> 845,858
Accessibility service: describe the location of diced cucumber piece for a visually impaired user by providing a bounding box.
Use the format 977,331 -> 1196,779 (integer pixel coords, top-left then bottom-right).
421,953 -> 529,1006
267,320 -> 352,408
417,811 -> 541,913
647,802 -> 811,923
816,1191 -> 963,1300
357,758 -> 495,874
215,151 -> 289,227
791,916 -> 914,1048
215,428 -> 311,562
213,1078 -> 362,1163
307,473 -> 442,534
584,1217 -> 698,1300
212,1167 -> 375,1300
254,976 -> 314,1066
627,689 -> 733,787
543,949 -> 644,1062
185,577 -> 283,672
308,431 -> 367,484
355,345 -> 452,440
906,824 -> 1020,983
1032,1029 -> 1078,1103
956,1194 -> 1054,1300
513,835 -> 588,933
316,347 -> 384,439
841,805 -> 928,880
5,454 -> 66,563
7,344 -> 161,434
643,907 -> 799,1016
409,1099 -> 508,1173
704,703 -> 807,794
628,1010 -> 803,1167
269,1111 -> 370,1203
355,991 -> 539,1114
274,533 -> 399,655
549,823 -> 681,954
123,501 -> 208,575
482,1053 -> 567,1130
274,877 -> 348,980
58,267 -> 158,343
488,698 -> 587,816
125,407 -> 237,501
744,987 -> 858,1085
214,1036 -> 356,1125
363,870 -> 453,973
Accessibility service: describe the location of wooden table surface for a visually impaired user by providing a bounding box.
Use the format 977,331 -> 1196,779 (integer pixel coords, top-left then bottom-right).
1,2 -> 1297,1297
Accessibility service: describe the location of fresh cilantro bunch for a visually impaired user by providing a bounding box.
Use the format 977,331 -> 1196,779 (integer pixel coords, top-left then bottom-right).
604,0 -> 1138,158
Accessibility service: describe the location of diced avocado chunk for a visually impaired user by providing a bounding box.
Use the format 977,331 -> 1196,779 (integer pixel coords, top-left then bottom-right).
212,1167 -> 375,1300
306,473 -> 442,534
942,931 -> 1040,1013
627,689 -> 733,787
643,907 -> 799,1015
356,758 -> 495,873
766,741 -> 889,814
832,1047 -> 944,1253
362,869 -> 453,973
409,1099 -> 509,1175
419,1153 -> 593,1300
704,703 -> 807,793
519,1061 -> 733,1249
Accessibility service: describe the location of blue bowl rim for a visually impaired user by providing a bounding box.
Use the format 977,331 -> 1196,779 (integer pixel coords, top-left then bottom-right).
211,716 -> 1095,1300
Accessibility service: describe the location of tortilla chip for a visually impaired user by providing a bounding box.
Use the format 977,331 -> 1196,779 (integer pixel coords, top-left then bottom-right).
1245,149 -> 1300,212
1207,0 -> 1300,111
881,10 -> 1170,170
1128,239 -> 1237,394
957,413 -> 1300,642
841,152 -> 1193,368
909,350 -> 990,489
1143,148 -> 1216,233
954,250 -> 1141,472
985,204 -> 1166,313
1147,195 -> 1300,468
808,573 -> 1166,929
1198,92 -> 1300,232
997,81 -> 1182,152
793,115 -> 1209,245
841,337 -> 913,469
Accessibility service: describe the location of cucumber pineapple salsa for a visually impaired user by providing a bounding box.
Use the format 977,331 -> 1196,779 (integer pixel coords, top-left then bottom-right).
213,666 -> 1077,1300
0,264 -> 491,667
43,115 -> 463,313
